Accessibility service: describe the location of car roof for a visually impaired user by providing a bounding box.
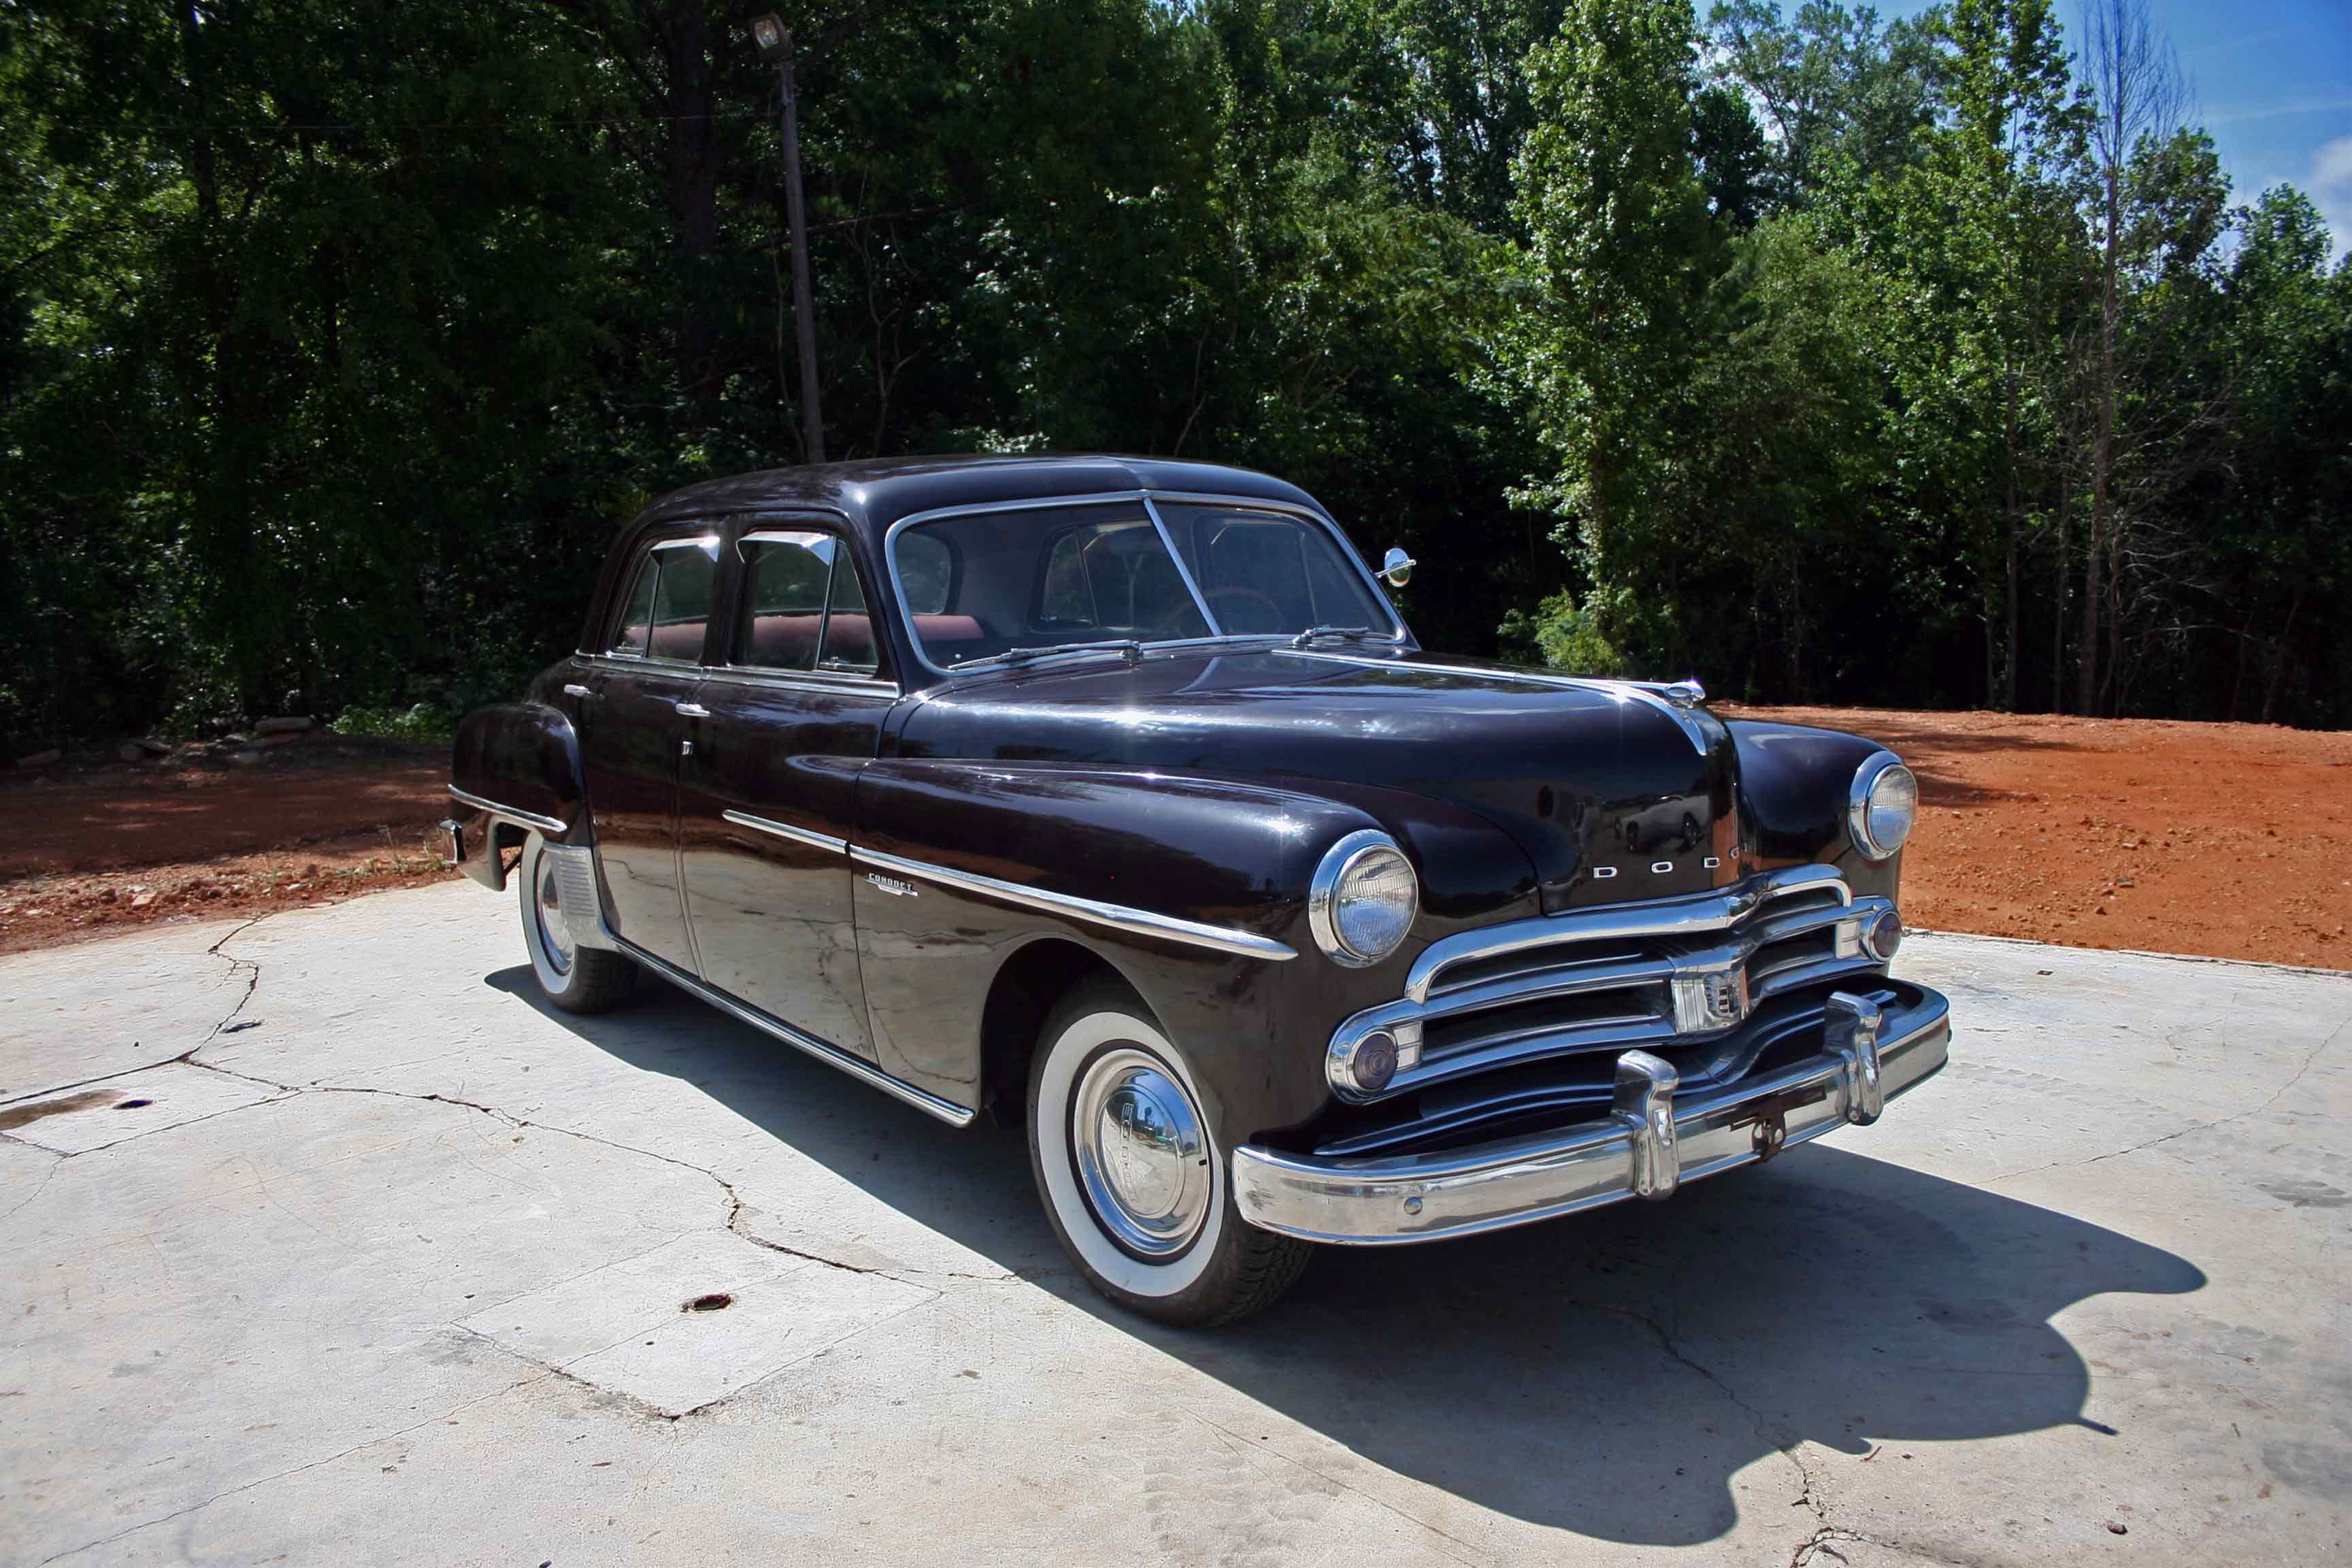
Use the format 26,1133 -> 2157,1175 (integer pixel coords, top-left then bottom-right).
630,454 -> 1327,541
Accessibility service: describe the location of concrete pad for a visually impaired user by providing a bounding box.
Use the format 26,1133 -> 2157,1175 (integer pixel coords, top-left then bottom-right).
0,1061 -> 286,1153
459,1230 -> 931,1416
0,881 -> 2347,1566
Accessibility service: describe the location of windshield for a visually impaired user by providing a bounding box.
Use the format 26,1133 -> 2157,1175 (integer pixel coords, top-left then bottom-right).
891,499 -> 1395,669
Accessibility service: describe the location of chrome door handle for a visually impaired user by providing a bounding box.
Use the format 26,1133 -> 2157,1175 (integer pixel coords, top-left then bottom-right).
674,701 -> 710,718
563,683 -> 595,700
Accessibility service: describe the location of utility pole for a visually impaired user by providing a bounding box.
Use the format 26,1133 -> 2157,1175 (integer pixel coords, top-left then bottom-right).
749,14 -> 825,464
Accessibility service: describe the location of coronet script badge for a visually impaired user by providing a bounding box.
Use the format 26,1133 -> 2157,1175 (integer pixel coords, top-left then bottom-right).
865,873 -> 918,897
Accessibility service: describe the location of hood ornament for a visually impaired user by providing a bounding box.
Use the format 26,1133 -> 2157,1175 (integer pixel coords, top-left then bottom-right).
1659,679 -> 1705,707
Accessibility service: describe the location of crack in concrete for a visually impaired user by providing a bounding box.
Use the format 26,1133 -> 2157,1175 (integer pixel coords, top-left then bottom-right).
1181,1407 -> 1486,1567
1987,1008 -> 2348,1189
1567,1297 -> 1844,1561
1568,1299 -> 1997,1568
33,1365 -> 556,1566
167,918 -> 1010,1287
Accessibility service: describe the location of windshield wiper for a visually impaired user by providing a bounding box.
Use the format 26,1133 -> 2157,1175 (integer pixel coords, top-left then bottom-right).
959,639 -> 1144,671
1290,625 -> 1379,648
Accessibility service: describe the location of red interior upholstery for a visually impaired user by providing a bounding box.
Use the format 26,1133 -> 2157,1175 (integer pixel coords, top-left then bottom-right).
747,613 -> 822,668
825,613 -> 876,666
912,614 -> 983,650
744,612 -> 879,671
647,620 -> 704,661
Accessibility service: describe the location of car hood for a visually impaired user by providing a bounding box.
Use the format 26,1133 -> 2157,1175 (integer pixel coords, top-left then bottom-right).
892,648 -> 1743,911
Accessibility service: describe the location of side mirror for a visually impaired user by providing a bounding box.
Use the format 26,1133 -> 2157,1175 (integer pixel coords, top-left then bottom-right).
1379,547 -> 1416,588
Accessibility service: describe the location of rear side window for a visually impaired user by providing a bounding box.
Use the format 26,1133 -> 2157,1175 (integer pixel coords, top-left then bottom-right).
607,535 -> 719,663
735,531 -> 880,675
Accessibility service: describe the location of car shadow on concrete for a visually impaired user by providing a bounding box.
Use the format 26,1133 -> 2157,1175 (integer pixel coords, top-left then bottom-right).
489,965 -> 2206,1548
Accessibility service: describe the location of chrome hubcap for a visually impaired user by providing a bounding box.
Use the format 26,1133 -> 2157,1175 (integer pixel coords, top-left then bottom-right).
1071,1048 -> 1210,1258
535,858 -> 575,974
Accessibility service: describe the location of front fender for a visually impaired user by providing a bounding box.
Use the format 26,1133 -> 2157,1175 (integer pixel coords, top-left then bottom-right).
847,761 -> 1539,1141
1728,719 -> 1904,900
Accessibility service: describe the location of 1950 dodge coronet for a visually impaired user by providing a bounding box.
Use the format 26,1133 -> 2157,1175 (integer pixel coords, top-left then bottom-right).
444,454 -> 1951,1324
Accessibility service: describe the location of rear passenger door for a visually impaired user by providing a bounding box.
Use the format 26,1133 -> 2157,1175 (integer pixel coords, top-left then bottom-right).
677,522 -> 897,1056
577,529 -> 718,973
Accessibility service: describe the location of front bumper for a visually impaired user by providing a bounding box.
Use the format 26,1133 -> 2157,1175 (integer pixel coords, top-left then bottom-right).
1231,985 -> 1950,1246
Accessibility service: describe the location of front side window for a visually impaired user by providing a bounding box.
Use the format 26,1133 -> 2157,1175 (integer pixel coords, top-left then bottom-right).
608,535 -> 718,663
736,530 -> 880,675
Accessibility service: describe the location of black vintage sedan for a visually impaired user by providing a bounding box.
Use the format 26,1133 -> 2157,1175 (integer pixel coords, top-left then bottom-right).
445,455 -> 1949,1324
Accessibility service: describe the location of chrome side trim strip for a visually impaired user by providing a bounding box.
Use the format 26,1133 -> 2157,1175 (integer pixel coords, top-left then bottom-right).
721,809 -> 848,856
850,846 -> 1297,962
447,786 -> 568,837
617,937 -> 976,1127
1274,649 -> 1711,754
578,654 -> 899,696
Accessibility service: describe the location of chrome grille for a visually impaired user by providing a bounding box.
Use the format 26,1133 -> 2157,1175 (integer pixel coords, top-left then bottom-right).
1327,865 -> 1893,1106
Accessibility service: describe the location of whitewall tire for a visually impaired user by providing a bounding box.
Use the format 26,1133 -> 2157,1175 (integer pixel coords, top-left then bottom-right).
517,833 -> 639,1015
1027,978 -> 1310,1324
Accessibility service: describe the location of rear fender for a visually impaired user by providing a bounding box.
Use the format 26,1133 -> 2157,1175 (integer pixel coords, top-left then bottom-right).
448,703 -> 589,889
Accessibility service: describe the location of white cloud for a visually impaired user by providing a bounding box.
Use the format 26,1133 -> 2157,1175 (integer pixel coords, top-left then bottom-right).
2314,135 -> 2352,195
2308,135 -> 2352,261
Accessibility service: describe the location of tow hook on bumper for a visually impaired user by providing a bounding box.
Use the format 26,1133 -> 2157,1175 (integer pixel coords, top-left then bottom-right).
1231,987 -> 1947,1246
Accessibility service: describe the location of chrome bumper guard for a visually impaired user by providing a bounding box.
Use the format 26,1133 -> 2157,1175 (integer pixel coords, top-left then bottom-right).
1231,986 -> 1950,1246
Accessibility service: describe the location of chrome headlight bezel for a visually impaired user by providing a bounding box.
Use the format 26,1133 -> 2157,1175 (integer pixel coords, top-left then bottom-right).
1308,829 -> 1419,968
1848,752 -> 1917,862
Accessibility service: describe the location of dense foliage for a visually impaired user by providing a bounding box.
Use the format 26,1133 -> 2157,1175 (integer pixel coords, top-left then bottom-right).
3,0 -> 2346,744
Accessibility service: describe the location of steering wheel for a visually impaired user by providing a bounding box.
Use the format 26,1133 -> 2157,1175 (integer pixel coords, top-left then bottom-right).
1203,586 -> 1286,635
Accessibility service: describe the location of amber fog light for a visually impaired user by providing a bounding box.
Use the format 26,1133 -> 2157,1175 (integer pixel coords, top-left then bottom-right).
1865,908 -> 1903,961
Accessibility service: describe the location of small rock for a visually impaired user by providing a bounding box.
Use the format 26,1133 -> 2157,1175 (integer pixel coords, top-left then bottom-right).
135,736 -> 170,756
2106,1521 -> 2127,1535
2117,875 -> 2135,888
118,742 -> 148,763
251,732 -> 303,750
14,748 -> 61,769
227,750 -> 263,767
253,715 -> 313,735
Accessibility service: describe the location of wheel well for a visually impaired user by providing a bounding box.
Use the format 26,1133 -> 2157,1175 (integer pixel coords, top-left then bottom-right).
980,938 -> 1119,1128
490,820 -> 529,888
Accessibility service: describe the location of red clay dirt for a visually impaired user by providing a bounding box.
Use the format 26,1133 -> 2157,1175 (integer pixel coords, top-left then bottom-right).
0,740 -> 459,955
3,709 -> 2347,969
1728,705 -> 2352,969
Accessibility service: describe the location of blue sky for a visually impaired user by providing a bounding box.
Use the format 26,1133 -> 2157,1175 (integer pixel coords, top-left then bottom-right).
1874,0 -> 2352,257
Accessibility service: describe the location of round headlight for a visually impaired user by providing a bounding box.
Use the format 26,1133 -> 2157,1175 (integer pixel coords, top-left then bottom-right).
1849,753 -> 1917,861
1309,831 -> 1419,967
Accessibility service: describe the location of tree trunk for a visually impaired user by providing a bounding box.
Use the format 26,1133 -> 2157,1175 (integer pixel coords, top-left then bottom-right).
2051,464 -> 2069,712
2000,361 -> 2021,712
657,1 -> 725,405
2078,162 -> 2120,716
